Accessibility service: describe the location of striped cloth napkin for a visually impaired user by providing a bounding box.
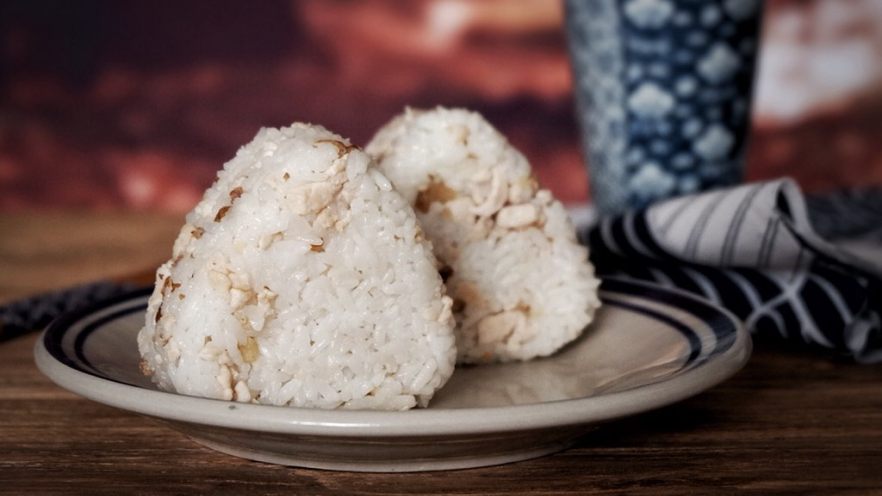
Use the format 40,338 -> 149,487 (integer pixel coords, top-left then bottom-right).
582,179 -> 882,363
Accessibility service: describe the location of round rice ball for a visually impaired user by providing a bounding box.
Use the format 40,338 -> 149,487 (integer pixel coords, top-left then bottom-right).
367,107 -> 601,364
138,123 -> 457,410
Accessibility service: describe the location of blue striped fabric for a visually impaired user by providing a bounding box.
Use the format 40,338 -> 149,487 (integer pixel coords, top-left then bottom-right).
582,179 -> 882,363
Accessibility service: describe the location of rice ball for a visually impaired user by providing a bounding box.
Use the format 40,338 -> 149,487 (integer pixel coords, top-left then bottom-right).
367,107 -> 601,364
138,123 -> 457,410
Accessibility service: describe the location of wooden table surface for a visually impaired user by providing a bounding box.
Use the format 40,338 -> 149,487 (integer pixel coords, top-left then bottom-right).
2,212 -> 882,495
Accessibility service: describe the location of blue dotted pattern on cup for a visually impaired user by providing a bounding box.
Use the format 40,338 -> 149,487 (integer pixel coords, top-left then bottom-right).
566,0 -> 762,215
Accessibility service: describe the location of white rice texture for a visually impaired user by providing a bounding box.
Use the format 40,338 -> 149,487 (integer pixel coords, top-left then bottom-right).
138,123 -> 457,410
367,107 -> 601,364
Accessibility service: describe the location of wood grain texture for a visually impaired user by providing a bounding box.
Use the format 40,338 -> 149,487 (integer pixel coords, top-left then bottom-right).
2,212 -> 881,495
0,212 -> 182,303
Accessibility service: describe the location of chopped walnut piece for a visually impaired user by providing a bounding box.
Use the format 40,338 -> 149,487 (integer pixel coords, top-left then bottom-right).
415,176 -> 457,213
229,288 -> 253,310
214,205 -> 231,222
310,242 -> 325,253
238,336 -> 260,363
452,298 -> 466,313
508,176 -> 539,204
292,181 -> 340,216
162,277 -> 181,293
229,187 -> 243,200
283,172 -> 290,181
139,358 -> 153,376
191,227 -> 204,239
315,139 -> 358,158
454,282 -> 485,311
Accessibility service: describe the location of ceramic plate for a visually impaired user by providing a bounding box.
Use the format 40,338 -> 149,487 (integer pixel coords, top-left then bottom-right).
35,277 -> 750,472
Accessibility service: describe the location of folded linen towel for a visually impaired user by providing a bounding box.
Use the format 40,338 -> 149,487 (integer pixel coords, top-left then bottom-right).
583,179 -> 882,363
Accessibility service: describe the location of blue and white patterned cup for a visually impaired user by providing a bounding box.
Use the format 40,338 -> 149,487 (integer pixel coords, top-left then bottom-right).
565,0 -> 763,215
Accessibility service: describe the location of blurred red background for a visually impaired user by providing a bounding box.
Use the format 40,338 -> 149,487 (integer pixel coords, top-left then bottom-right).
1,0 -> 881,212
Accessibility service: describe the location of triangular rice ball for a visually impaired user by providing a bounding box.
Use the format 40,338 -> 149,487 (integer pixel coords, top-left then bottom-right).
138,123 -> 456,410
368,107 -> 601,364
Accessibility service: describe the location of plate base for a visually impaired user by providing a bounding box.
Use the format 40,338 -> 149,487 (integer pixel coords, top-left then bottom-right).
178,423 -> 583,472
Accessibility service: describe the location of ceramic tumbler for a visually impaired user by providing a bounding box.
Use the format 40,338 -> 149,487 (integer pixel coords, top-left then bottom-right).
565,0 -> 763,215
